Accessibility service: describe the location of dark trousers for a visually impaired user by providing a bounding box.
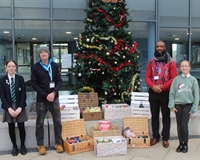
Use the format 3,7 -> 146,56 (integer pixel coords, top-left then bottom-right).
36,98 -> 62,146
149,89 -> 171,140
175,104 -> 192,143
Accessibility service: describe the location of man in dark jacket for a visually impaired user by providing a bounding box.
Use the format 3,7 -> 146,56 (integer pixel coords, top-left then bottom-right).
31,46 -> 63,155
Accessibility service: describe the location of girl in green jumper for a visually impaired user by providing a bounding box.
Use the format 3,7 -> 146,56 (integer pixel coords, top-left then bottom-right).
168,60 -> 199,153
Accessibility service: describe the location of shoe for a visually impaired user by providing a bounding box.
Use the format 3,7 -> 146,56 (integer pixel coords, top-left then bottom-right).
176,142 -> 184,152
182,144 -> 188,153
163,140 -> 169,148
38,146 -> 46,155
12,146 -> 18,156
21,145 -> 27,155
55,144 -> 64,153
150,138 -> 159,146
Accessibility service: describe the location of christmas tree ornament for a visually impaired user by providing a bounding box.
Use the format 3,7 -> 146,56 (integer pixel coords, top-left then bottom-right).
105,91 -> 107,95
73,59 -> 77,63
110,79 -> 113,83
114,61 -> 117,64
123,55 -> 126,58
86,38 -> 90,42
88,61 -> 91,64
78,73 -> 82,77
114,92 -> 116,95
102,72 -> 104,74
106,52 -> 110,56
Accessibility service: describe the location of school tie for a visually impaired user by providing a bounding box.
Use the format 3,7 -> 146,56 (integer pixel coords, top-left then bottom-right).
11,77 -> 16,103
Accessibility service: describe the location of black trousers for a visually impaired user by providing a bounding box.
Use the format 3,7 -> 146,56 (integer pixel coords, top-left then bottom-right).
175,104 -> 192,143
149,89 -> 171,140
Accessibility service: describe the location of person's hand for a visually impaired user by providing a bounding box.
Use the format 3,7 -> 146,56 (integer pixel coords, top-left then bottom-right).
15,107 -> 22,116
8,108 -> 17,117
46,92 -> 56,102
189,111 -> 193,118
152,85 -> 162,93
172,107 -> 178,113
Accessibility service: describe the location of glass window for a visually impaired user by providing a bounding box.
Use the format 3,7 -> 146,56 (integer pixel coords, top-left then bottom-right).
14,0 -> 50,18
53,0 -> 86,19
0,20 -> 12,77
128,22 -> 154,89
159,28 -> 189,65
0,0 -> 11,18
127,0 -> 155,20
159,0 -> 189,27
191,0 -> 200,27
191,29 -> 200,68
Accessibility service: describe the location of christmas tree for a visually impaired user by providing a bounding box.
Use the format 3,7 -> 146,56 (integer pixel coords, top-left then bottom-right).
73,0 -> 141,104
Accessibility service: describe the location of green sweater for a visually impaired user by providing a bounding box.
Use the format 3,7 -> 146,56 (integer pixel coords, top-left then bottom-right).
168,74 -> 199,113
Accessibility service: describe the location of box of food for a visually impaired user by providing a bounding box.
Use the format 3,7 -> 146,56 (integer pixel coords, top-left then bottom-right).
94,136 -> 127,157
78,92 -> 102,121
102,104 -> 132,120
91,124 -> 122,138
61,119 -> 94,154
123,117 -> 150,148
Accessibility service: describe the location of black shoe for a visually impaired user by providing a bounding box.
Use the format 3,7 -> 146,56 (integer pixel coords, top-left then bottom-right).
21,145 -> 27,155
176,144 -> 183,152
182,144 -> 188,153
12,146 -> 18,156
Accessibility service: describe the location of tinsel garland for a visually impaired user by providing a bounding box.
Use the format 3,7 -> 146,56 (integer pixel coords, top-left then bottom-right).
96,8 -> 125,27
77,53 -> 131,71
121,73 -> 139,102
125,41 -> 138,53
91,35 -> 117,45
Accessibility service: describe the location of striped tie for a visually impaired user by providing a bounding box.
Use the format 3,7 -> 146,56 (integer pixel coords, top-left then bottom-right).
11,77 -> 16,103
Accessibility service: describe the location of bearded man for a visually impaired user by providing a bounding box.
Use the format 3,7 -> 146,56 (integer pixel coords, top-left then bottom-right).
145,40 -> 178,148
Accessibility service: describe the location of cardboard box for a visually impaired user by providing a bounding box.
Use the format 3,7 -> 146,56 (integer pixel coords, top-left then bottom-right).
61,119 -> 94,154
102,104 -> 132,120
94,136 -> 127,157
123,117 -> 150,148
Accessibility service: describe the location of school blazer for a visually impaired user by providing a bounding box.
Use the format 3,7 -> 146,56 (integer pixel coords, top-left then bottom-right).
0,74 -> 27,110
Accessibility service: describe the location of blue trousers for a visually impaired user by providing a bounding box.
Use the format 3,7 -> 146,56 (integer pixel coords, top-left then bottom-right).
35,98 -> 62,146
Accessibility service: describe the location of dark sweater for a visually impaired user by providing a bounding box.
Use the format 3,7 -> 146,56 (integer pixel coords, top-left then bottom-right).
31,61 -> 62,102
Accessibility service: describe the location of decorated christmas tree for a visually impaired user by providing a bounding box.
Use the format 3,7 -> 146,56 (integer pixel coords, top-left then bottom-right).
73,0 -> 141,104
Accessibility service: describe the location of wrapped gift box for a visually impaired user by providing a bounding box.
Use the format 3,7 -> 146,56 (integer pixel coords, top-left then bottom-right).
94,136 -> 127,157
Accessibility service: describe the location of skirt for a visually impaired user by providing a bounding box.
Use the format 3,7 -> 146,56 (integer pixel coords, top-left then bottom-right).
2,103 -> 28,123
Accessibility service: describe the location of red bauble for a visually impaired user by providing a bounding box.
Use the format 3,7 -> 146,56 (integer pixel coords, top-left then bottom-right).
110,79 -> 113,83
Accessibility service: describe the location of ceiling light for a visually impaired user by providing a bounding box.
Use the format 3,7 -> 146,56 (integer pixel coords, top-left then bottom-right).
32,38 -> 37,40
175,38 -> 179,40
3,31 -> 9,34
74,37 -> 78,40
66,32 -> 71,34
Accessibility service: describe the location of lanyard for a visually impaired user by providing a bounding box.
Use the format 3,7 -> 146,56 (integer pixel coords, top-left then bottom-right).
39,59 -> 53,81
156,62 -> 161,74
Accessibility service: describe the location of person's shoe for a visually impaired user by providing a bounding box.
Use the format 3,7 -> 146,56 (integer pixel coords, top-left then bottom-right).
176,142 -> 184,152
150,138 -> 159,146
162,140 -> 169,148
55,144 -> 64,153
182,144 -> 188,153
20,145 -> 27,155
38,146 -> 46,155
12,146 -> 18,156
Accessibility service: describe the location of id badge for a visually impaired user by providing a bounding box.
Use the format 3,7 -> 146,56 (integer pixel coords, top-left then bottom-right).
154,76 -> 159,80
49,82 -> 55,88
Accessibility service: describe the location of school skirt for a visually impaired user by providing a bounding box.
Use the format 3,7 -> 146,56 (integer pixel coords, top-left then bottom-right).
2,103 -> 28,123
